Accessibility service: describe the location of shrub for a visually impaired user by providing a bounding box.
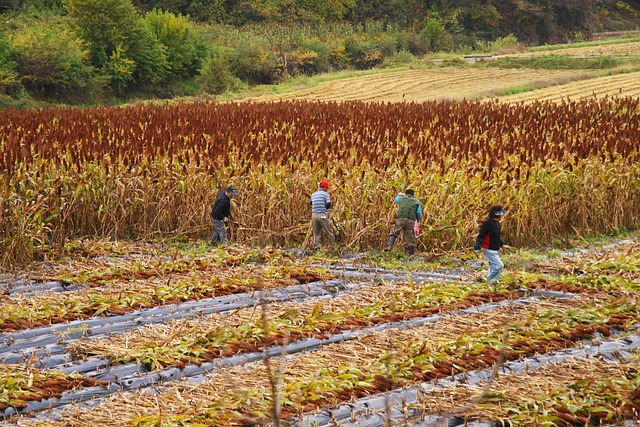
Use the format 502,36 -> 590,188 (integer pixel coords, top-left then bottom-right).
327,43 -> 348,70
144,9 -> 201,79
0,34 -> 23,99
229,37 -> 283,84
8,17 -> 105,101
397,32 -> 429,56
421,17 -> 454,52
383,50 -> 415,66
344,37 -> 384,69
104,44 -> 135,94
64,0 -> 170,92
490,34 -> 523,54
296,36 -> 331,71
377,33 -> 399,57
197,54 -> 237,94
286,50 -> 321,76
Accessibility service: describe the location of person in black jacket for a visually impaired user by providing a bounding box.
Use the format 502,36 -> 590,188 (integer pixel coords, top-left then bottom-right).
474,205 -> 508,284
210,186 -> 238,246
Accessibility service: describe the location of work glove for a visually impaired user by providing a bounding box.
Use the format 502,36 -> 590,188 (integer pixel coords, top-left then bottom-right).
223,217 -> 229,223
474,249 -> 480,256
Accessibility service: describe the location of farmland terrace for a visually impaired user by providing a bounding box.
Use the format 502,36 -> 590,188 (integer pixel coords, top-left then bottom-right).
2,236 -> 640,426
243,39 -> 640,105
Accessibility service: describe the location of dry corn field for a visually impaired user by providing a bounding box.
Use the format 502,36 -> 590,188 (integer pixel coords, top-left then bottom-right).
2,50 -> 640,425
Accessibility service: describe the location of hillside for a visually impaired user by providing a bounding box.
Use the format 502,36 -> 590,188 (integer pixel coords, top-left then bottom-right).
236,39 -> 640,104
1,0 -> 639,107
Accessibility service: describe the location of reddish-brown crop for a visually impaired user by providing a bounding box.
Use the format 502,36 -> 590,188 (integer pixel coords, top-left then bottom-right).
1,98 -> 639,266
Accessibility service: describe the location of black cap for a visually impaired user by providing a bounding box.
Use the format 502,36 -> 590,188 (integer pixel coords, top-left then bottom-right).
227,186 -> 238,196
405,189 -> 414,196
489,205 -> 507,218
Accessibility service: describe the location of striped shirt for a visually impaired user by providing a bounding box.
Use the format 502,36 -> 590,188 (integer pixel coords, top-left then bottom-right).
310,190 -> 331,214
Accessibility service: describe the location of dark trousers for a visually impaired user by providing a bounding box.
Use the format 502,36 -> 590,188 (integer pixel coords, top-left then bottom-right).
211,219 -> 227,245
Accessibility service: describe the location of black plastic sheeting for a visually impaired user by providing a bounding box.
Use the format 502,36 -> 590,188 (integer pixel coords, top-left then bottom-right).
0,259 -> 576,422
2,295 -> 551,420
0,279 -> 350,362
1,262 -> 499,364
291,334 -> 640,427
319,264 -> 466,284
1,274 -> 92,297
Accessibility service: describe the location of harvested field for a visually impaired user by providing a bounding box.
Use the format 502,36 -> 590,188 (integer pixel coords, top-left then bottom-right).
250,68 -> 592,103
493,71 -> 640,103
516,40 -> 640,57
3,238 -> 640,426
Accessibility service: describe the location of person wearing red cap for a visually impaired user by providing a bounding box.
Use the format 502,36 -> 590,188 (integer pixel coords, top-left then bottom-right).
309,180 -> 336,251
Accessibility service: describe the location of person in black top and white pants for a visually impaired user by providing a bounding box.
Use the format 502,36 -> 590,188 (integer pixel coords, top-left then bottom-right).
474,205 -> 508,284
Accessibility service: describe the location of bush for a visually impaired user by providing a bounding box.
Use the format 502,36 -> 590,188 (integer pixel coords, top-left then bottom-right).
353,50 -> 383,70
284,36 -> 333,75
377,33 -> 399,57
284,50 -> 320,75
490,34 -> 523,54
8,16 -> 105,101
421,17 -> 454,52
296,36 -> 331,70
344,37 -> 384,69
65,0 -> 170,92
144,9 -> 201,80
397,32 -> 429,56
229,36 -> 283,84
0,34 -> 24,99
197,54 -> 237,94
383,50 -> 415,66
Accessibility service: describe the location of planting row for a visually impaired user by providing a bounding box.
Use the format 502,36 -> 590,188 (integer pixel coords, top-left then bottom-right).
10,292 -> 638,426
298,336 -> 640,427
4,240 -> 639,423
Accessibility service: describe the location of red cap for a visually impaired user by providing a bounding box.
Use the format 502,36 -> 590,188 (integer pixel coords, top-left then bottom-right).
319,180 -> 329,189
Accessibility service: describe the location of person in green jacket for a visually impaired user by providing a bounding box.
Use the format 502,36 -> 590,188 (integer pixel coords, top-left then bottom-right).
385,189 -> 422,255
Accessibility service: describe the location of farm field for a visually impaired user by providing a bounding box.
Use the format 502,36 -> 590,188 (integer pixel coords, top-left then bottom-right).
2,237 -> 640,426
245,39 -> 640,104
249,68 -> 593,103
516,39 -> 640,57
2,37 -> 640,426
495,71 -> 640,103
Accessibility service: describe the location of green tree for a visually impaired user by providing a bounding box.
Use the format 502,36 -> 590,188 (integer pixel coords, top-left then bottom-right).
64,0 -> 169,91
420,16 -> 454,52
144,9 -> 200,79
229,36 -> 282,84
0,31 -> 23,100
196,52 -> 237,94
7,14 -> 103,100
